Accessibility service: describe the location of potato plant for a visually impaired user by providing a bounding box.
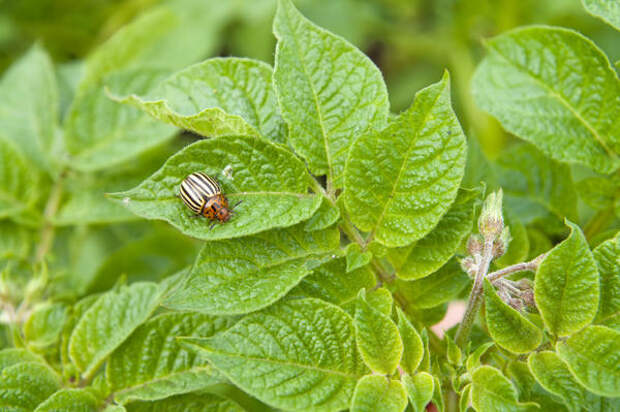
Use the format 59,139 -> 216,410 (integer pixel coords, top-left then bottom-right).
0,0 -> 618,411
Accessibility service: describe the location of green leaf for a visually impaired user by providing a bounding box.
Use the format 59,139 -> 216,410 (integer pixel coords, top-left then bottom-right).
346,243 -> 372,273
471,366 -> 536,412
109,136 -> 321,241
466,342 -> 495,373
65,69 -> 177,172
0,45 -> 59,174
0,348 -> 44,372
183,298 -> 367,411
494,143 -> 578,222
395,259 -> 470,309
593,232 -> 620,329
506,361 -> 568,412
582,0 -> 620,31
107,312 -> 234,404
484,279 -> 542,354
534,220 -> 599,336
528,351 -> 587,412
34,389 -> 98,412
354,289 -> 403,375
164,225 -> 338,315
110,58 -> 287,143
350,375 -> 408,412
68,282 -> 164,379
291,257 -> 376,307
0,362 -> 60,412
446,336 -> 463,367
432,375 -> 445,412
390,188 -> 477,279
304,196 -> 340,231
365,288 -> 393,316
402,372 -> 434,412
576,176 -> 620,211
273,0 -> 389,188
344,72 -> 467,247
472,26 -> 620,174
396,308 -> 424,375
0,139 -> 40,220
0,221 -> 31,261
24,302 -> 68,351
556,325 -> 620,397
124,392 -> 244,412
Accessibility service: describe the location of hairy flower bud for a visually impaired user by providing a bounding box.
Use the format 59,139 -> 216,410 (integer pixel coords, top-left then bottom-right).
460,256 -> 477,277
478,189 -> 504,240
467,234 -> 483,256
492,227 -> 511,258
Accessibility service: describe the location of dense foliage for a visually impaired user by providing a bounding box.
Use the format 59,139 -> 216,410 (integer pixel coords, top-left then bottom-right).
0,0 -> 619,411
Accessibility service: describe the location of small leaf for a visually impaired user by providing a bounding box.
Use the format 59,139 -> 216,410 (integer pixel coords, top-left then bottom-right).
183,298 -> 367,411
304,196 -> 340,231
484,279 -> 542,354
110,58 -> 286,143
164,225 -> 339,315
593,232 -> 620,329
506,360 -> 568,412
34,389 -> 98,412
472,26 -> 620,173
471,366 -> 536,411
350,375 -> 408,412
402,372 -> 434,412
0,221 -> 31,261
466,342 -> 494,373
65,69 -> 177,172
24,302 -> 68,351
534,220 -> 599,336
68,282 -> 163,379
0,45 -> 59,174
582,0 -> 620,31
396,308 -> 423,375
346,243 -> 372,273
0,348 -> 44,372
556,325 -> 620,397
528,351 -> 587,412
366,288 -> 393,316
109,136 -> 321,241
291,257 -> 376,306
395,259 -> 470,309
124,392 -> 244,412
0,362 -> 60,411
273,0 -> 389,188
446,336 -> 463,366
390,188 -> 477,279
107,312 -> 234,404
354,290 -> 403,375
0,139 -> 40,220
432,375 -> 445,412
344,72 -> 467,247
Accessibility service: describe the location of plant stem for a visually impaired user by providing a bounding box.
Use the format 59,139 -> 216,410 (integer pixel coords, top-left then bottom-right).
454,237 -> 494,348
487,252 -> 548,283
34,174 -> 64,264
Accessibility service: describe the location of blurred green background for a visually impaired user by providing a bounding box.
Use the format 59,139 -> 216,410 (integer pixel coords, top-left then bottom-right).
2,0 -> 618,157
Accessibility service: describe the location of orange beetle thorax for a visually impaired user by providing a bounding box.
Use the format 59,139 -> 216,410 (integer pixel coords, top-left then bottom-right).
202,194 -> 231,222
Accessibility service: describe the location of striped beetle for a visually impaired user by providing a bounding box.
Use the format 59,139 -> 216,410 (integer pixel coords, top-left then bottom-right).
179,172 -> 238,224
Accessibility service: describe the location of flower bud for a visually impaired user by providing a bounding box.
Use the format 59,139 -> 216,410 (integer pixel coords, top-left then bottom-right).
467,234 -> 483,256
478,189 -> 504,240
492,227 -> 511,258
460,256 -> 478,277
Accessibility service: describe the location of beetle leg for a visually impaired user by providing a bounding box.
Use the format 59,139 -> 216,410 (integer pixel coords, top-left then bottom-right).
232,200 -> 243,209
209,222 -> 216,230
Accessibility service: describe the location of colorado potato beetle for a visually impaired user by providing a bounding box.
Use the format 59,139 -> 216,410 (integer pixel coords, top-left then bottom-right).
179,172 -> 237,224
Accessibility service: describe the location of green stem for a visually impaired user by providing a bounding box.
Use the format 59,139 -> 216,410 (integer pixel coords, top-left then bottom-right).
34,173 -> 65,264
454,237 -> 494,348
487,252 -> 547,283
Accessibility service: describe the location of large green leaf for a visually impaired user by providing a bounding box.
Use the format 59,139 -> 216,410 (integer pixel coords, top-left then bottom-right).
0,362 -> 60,412
68,282 -> 164,379
402,372 -> 434,412
350,375 -> 408,412
183,298 -> 367,411
107,312 -> 234,404
528,351 -> 589,412
65,69 -> 177,172
110,58 -> 286,143
582,0 -> 620,31
471,366 -> 536,412
395,259 -> 470,309
34,389 -> 98,412
164,225 -> 338,315
290,257 -> 376,307
344,72 -> 467,247
124,392 -> 244,412
354,290 -> 403,375
484,279 -> 542,354
0,45 -> 59,174
0,139 -> 40,220
273,0 -> 389,189
472,26 -> 620,173
593,232 -> 620,329
109,136 -> 321,241
557,325 -> 620,397
390,188 -> 477,279
534,221 -> 599,336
